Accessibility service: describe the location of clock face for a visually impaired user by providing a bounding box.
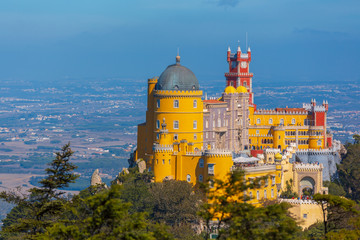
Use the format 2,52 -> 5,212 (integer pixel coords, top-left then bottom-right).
241,61 -> 247,68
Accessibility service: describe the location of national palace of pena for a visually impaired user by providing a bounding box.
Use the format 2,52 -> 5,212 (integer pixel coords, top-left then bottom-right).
130,46 -> 341,228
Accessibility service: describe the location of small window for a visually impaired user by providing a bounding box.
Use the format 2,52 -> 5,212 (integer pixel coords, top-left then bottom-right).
265,178 -> 268,186
173,121 -> 179,129
269,118 -> 273,124
256,130 -> 259,135
156,120 -> 160,129
193,120 -> 197,129
206,120 -> 209,128
199,174 -> 203,182
193,100 -> 197,108
243,81 -> 247,87
271,189 -> 274,198
156,159 -> 158,164
208,164 -> 214,175
264,190 -> 267,199
291,118 -> 296,124
186,174 -> 191,182
256,191 -> 260,200
303,214 -> 307,219
174,134 -> 178,140
199,159 -> 204,168
194,134 -> 197,140
256,118 -> 261,124
156,99 -> 160,108
280,119 -> 284,125
218,118 -> 221,127
272,176 -> 275,185
169,159 -> 171,164
249,191 -> 253,199
156,133 -> 159,139
162,159 -> 165,164
174,100 -> 179,108
205,132 -> 208,139
317,139 -> 322,146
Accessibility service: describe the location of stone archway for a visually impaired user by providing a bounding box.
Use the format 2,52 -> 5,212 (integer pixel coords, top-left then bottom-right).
300,176 -> 315,196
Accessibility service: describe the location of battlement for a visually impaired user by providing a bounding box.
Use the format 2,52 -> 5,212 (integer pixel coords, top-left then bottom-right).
296,149 -> 334,155
279,198 -> 318,205
255,109 -> 308,115
294,162 -> 323,171
154,90 -> 203,97
265,148 -> 281,154
204,149 -> 232,157
153,144 -> 173,152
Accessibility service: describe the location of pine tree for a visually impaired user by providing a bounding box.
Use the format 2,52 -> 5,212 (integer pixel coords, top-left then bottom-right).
0,143 -> 78,239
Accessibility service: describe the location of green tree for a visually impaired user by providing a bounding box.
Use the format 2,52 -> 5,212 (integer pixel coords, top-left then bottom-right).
281,179 -> 299,199
313,194 -> 359,238
338,134 -> 360,201
39,184 -> 174,240
149,180 -> 203,240
199,169 -> 300,240
323,181 -> 346,197
0,143 -> 78,239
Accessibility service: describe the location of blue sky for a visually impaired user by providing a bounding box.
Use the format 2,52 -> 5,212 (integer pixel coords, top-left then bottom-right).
0,0 -> 359,84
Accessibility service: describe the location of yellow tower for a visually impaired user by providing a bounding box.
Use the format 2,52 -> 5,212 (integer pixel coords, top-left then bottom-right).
153,119 -> 174,182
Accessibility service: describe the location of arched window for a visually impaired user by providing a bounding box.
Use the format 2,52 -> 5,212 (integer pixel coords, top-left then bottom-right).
257,118 -> 261,124
271,189 -> 274,198
194,134 -> 197,140
173,99 -> 179,108
193,100 -> 197,108
156,120 -> 160,129
156,99 -> 160,108
193,120 -> 197,129
186,174 -> 191,182
199,159 -> 204,168
269,118 -> 273,124
205,120 -> 209,128
264,190 -> 267,199
292,118 -> 296,124
280,119 -> 284,125
256,191 -> 260,200
199,174 -> 203,182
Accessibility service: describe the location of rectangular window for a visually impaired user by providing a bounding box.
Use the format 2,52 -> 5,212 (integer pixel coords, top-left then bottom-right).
256,191 -> 260,200
264,190 -> 267,199
272,176 -> 275,185
174,134 -> 178,140
174,100 -> 179,108
173,120 -> 179,129
271,189 -> 274,198
193,100 -> 197,108
265,178 -> 268,186
256,118 -> 261,124
206,120 -> 209,128
303,214 -> 307,219
280,119 -> 284,125
193,120 -> 197,129
208,164 -> 215,176
194,134 -> 197,140
256,130 -> 259,135
205,132 -> 208,139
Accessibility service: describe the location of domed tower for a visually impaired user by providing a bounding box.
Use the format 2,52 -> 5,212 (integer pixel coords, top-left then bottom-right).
153,55 -> 203,151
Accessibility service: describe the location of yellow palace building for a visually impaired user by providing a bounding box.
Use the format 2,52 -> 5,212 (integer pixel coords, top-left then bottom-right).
132,50 -> 331,211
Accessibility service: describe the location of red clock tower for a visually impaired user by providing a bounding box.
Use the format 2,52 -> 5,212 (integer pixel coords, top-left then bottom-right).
225,46 -> 254,105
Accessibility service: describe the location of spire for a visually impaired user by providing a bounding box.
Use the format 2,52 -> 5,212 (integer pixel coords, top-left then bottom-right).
228,46 -> 231,52
175,54 -> 180,65
248,46 -> 251,52
237,46 -> 241,52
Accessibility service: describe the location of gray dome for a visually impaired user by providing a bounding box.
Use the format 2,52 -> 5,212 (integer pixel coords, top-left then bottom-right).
155,57 -> 199,91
